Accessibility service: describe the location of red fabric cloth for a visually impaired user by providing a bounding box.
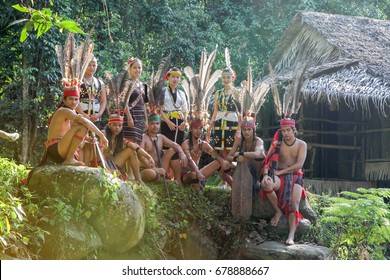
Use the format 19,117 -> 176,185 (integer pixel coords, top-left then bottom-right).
63,89 -> 80,98
278,171 -> 304,208
289,210 -> 303,225
259,188 -> 274,202
262,129 -> 280,170
108,117 -> 124,123
241,119 -> 255,129
280,117 -> 295,128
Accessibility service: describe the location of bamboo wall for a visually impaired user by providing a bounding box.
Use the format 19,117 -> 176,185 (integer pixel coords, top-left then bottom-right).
259,98 -> 390,182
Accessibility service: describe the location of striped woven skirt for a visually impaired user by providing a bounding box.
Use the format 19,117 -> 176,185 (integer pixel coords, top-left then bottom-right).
123,108 -> 145,143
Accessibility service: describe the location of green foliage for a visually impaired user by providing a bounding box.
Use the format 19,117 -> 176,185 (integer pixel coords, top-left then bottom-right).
10,3 -> 84,42
0,158 -> 45,259
310,188 -> 390,259
132,182 -> 243,259
1,0 -> 390,163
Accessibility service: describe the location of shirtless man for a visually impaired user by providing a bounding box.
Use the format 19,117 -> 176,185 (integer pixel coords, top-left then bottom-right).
261,117 -> 307,245
181,120 -> 230,190
227,116 -> 266,181
46,84 -> 108,165
140,113 -> 187,183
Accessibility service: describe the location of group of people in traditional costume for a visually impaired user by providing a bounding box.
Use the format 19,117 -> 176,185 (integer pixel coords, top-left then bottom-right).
34,34 -> 307,245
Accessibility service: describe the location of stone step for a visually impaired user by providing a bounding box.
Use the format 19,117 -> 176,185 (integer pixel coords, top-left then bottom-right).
240,240 -> 333,260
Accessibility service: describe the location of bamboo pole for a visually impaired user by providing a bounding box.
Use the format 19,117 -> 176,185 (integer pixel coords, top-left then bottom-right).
303,129 -> 355,136
302,117 -> 362,125
307,143 -> 361,150
352,125 -> 357,178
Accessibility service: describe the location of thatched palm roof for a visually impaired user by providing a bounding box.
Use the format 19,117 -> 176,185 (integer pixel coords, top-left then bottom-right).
268,11 -> 390,116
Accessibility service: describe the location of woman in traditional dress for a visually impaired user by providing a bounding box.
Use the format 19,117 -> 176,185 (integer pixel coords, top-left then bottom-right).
103,114 -> 154,183
160,67 -> 189,144
209,67 -> 240,170
76,56 -> 107,129
209,48 -> 240,159
123,58 -> 149,144
160,67 -> 189,180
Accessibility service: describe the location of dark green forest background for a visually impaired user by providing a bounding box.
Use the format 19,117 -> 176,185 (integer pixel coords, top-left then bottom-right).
1,0 -> 389,164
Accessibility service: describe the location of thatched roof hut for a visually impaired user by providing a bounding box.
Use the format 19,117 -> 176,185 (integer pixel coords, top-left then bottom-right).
269,11 -> 390,117
259,11 -> 390,184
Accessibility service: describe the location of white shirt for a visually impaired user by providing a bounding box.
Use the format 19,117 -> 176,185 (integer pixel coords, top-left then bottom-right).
162,88 -> 188,112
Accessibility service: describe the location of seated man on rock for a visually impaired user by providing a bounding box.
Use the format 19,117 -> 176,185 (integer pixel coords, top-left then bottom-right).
46,80 -> 108,165
181,118 -> 230,190
261,117 -> 307,245
226,115 -> 266,186
140,113 -> 187,183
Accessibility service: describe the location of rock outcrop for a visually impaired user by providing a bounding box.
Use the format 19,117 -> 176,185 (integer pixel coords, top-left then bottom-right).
27,165 -> 145,259
253,193 -> 317,223
240,240 -> 333,260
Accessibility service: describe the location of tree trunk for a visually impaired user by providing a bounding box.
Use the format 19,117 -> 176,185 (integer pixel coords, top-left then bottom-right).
20,49 -> 30,164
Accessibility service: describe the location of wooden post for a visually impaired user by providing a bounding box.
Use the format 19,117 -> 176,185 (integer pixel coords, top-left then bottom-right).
352,124 -> 357,178
361,121 -> 366,179
232,161 -> 253,220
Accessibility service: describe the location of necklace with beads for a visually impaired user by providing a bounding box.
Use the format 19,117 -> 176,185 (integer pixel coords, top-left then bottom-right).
283,138 -> 296,147
190,139 -> 202,157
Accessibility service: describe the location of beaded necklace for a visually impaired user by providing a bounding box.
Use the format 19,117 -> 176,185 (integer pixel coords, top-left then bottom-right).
283,138 -> 296,147
190,138 -> 202,158
84,77 -> 96,115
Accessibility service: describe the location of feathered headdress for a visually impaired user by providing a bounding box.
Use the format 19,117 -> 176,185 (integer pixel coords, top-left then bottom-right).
239,64 -> 270,129
148,55 -> 171,115
269,62 -> 308,127
48,33 -> 94,124
183,46 -> 222,127
55,33 -> 94,93
105,70 -> 137,123
222,47 -> 236,81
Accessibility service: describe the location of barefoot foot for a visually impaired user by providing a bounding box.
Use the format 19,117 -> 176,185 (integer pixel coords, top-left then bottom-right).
63,158 -> 85,166
270,210 -> 283,226
285,238 -> 294,245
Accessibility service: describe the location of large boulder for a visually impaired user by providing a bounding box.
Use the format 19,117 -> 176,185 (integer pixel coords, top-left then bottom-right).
38,219 -> 102,260
240,240 -> 333,260
265,215 -> 311,237
27,165 -> 145,258
168,223 -> 218,260
251,190 -> 316,240
252,192 -> 317,223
